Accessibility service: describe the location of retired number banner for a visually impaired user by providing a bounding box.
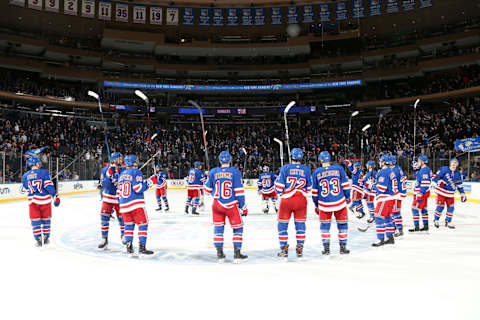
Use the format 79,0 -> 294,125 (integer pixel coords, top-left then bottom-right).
150,6 -> 162,25
45,0 -> 59,12
133,5 -> 146,24
166,7 -> 179,25
28,0 -> 43,10
10,0 -> 26,7
99,1 -> 112,20
64,0 -> 78,15
115,2 -> 128,22
82,0 -> 95,18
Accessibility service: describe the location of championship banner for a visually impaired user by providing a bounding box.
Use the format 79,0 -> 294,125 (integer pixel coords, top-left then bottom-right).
45,0 -> 59,12
133,5 -> 146,24
352,0 -> 365,18
402,0 -> 416,11
386,0 -> 399,13
319,3 -> 331,23
28,0 -> 43,10
150,6 -> 162,25
226,8 -> 238,26
302,5 -> 314,24
99,1 -> 112,21
270,7 -> 282,25
182,7 -> 194,25
166,7 -> 179,25
9,0 -> 25,7
115,2 -> 128,22
199,8 -> 210,26
82,0 -> 95,18
212,8 -> 224,26
454,137 -> 480,152
335,1 -> 348,21
369,0 -> 382,16
419,0 -> 432,8
286,6 -> 298,24
242,8 -> 253,26
64,0 -> 78,15
254,8 -> 265,26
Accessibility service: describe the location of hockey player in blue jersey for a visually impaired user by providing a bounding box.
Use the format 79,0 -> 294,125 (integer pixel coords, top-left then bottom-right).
389,155 -> 407,237
117,155 -> 154,255
204,151 -> 248,263
22,156 -> 60,247
363,160 -> 377,224
258,166 -> 278,214
185,161 -> 206,215
409,155 -> 432,232
313,152 -> 351,255
274,148 -> 312,260
98,152 -> 126,249
344,160 -> 365,219
152,164 -> 169,212
432,158 -> 466,229
371,154 -> 399,247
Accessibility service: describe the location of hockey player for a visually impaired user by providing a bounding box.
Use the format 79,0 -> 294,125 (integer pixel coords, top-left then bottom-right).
390,155 -> 407,237
204,151 -> 248,263
371,154 -> 399,247
344,160 -> 365,219
117,154 -> 154,255
432,158 -> 467,229
274,148 -> 312,260
257,166 -> 278,214
313,152 -> 351,255
185,161 -> 206,215
363,160 -> 377,223
409,155 -> 432,232
153,164 -> 169,212
22,156 -> 60,247
98,152 -> 125,249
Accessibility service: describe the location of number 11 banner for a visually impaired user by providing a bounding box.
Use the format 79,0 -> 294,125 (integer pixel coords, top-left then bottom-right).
133,5 -> 146,24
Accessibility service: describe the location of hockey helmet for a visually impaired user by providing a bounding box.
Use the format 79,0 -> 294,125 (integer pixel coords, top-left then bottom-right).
26,156 -> 41,168
263,166 -> 270,172
418,155 -> 429,164
124,154 -> 138,167
194,161 -> 202,168
111,152 -> 122,161
291,148 -> 303,161
318,151 -> 331,163
366,160 -> 375,168
219,151 -> 231,164
156,164 -> 163,170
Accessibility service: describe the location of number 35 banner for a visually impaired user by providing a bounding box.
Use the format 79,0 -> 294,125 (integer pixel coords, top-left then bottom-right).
166,7 -> 179,25
115,2 -> 128,22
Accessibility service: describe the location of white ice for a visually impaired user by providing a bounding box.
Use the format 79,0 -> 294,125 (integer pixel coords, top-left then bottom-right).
1,189 -> 480,320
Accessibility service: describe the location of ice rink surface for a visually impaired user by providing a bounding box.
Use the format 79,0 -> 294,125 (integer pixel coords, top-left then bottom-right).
2,189 -> 480,320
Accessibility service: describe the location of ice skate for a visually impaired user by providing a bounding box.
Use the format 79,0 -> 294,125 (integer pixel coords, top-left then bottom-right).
139,244 -> 154,255
384,236 -> 395,245
339,243 -> 350,254
445,221 -> 455,229
372,239 -> 385,247
98,237 -> 108,249
296,244 -> 303,258
322,242 -> 330,255
216,247 -> 226,263
408,225 -> 420,232
233,247 -> 248,263
278,244 -> 289,261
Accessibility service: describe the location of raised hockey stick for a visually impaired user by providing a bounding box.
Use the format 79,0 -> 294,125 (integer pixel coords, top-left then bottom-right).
241,147 -> 247,178
139,133 -> 159,171
188,100 -> 210,170
283,101 -> 295,163
413,99 -> 420,160
52,150 -> 87,180
274,138 -> 284,167
88,90 -> 111,163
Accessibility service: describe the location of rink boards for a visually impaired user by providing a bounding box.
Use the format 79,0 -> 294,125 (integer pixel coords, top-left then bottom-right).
1,179 -> 479,203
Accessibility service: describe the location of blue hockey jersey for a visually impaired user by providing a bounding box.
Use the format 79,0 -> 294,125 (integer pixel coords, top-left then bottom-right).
274,164 -> 312,199
258,172 -> 277,194
204,167 -> 246,209
312,164 -> 351,211
363,168 -> 377,197
154,170 -> 168,189
101,165 -> 124,204
432,166 -> 465,198
22,169 -> 56,205
375,168 -> 399,202
414,166 -> 432,196
117,168 -> 151,213
392,165 -> 407,198
187,168 -> 206,190
345,161 -> 364,194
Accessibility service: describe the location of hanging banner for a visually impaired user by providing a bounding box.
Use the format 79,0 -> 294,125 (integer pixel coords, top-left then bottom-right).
10,0 -> 26,7
319,4 -> 331,23
82,0 -> 95,18
212,8 -> 224,26
270,7 -> 282,25
64,0 -> 78,15
28,0 -> 43,10
133,5 -> 146,24
369,0 -> 382,16
99,1 -> 112,20
286,6 -> 298,24
419,0 -> 432,8
199,8 -> 210,26
166,7 -> 179,25
254,8 -> 265,26
352,0 -> 365,18
335,1 -> 348,21
182,7 -> 194,25
302,5 -> 314,24
226,8 -> 238,26
45,0 -> 59,12
242,8 -> 253,26
402,0 -> 416,11
454,137 -> 480,152
115,2 -> 128,22
386,0 -> 399,13
150,6 -> 162,25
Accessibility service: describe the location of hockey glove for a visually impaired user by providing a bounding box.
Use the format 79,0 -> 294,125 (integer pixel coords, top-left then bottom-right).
242,208 -> 248,217
416,194 -> 423,203
315,207 -> 320,215
461,193 -> 467,202
53,194 -> 61,207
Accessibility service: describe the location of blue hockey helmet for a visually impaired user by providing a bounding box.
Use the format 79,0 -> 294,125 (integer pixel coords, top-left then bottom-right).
218,151 -> 231,164
366,160 -> 375,168
379,154 -> 391,165
318,151 -> 331,163
110,152 -> 122,161
291,148 -> 304,161
353,162 -> 361,169
26,156 -> 41,168
450,158 -> 459,165
156,164 -> 163,170
194,161 -> 202,167
418,155 -> 429,164
124,154 -> 137,167
389,155 -> 397,165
